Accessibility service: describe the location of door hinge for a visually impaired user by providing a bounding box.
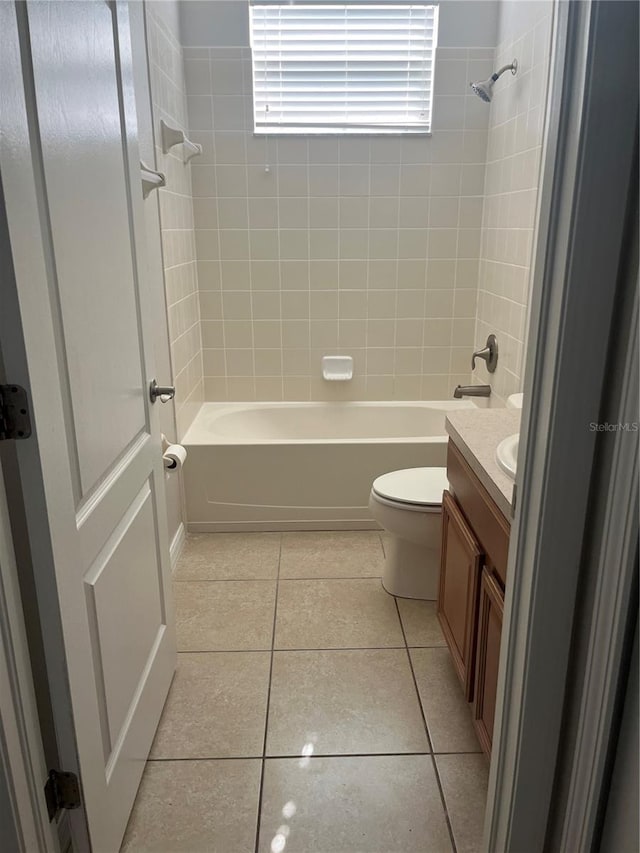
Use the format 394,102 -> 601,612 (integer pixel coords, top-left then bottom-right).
44,769 -> 82,821
0,384 -> 32,441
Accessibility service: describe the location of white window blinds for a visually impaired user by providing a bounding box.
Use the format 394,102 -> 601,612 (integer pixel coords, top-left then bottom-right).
249,2 -> 439,134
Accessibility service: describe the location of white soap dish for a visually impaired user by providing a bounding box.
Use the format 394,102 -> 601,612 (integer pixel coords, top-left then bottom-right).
322,355 -> 353,381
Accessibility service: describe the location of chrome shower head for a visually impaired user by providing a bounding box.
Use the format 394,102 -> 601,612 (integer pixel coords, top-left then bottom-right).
471,80 -> 493,102
470,59 -> 518,103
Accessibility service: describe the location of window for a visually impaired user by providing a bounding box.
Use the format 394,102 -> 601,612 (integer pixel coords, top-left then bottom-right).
249,2 -> 439,135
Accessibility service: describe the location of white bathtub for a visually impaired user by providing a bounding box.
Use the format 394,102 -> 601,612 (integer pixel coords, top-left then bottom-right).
182,401 -> 476,531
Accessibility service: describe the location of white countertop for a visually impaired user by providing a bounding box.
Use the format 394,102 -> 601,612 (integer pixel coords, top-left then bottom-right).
445,409 -> 521,518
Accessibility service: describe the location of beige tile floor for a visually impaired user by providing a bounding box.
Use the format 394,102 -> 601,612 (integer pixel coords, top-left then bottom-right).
122,531 -> 488,853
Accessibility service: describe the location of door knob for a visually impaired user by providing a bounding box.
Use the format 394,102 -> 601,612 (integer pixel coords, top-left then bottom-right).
149,379 -> 175,403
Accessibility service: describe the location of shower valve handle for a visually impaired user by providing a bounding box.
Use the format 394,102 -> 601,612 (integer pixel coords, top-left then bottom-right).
471,335 -> 499,373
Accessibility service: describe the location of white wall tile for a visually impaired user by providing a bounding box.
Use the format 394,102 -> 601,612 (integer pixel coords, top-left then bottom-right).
146,4 -> 202,429
170,2 -> 556,401
474,0 -> 553,405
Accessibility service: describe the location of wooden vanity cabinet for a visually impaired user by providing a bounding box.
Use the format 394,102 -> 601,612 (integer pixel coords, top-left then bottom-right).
474,566 -> 505,754
438,490 -> 482,700
438,440 -> 511,756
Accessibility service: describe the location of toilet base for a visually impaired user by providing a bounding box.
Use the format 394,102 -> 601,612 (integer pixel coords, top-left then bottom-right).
381,538 -> 440,600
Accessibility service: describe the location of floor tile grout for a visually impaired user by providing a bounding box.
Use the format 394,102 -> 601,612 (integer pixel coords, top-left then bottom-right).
394,596 -> 459,853
176,644 -> 448,654
254,532 -> 282,853
173,577 -> 279,583
279,574 -> 384,581
147,756 -> 264,762
147,749 -> 482,762
173,575 -> 384,582
378,530 -> 387,558
263,751 -> 435,759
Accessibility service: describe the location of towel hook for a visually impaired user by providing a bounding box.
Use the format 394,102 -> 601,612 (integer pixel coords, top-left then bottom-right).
140,161 -> 165,197
160,119 -> 202,164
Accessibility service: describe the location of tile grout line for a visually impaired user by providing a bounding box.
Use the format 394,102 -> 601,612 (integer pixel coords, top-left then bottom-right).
173,574 -> 384,583
176,643 -> 448,654
173,576 -> 278,583
147,749 -> 482,762
254,532 -> 282,853
394,596 -> 459,853
378,530 -> 387,559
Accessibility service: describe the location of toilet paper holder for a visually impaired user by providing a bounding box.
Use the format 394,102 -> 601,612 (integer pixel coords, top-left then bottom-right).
161,433 -> 186,470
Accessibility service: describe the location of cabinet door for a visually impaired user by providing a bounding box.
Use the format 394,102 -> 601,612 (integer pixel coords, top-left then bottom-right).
474,567 -> 505,756
438,490 -> 483,700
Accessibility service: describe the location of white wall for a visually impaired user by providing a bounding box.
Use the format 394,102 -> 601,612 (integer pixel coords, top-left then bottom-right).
179,0 -> 502,401
473,0 -> 553,403
131,1 -> 184,544
179,0 -> 498,49
164,0 -> 556,406
146,0 -> 204,435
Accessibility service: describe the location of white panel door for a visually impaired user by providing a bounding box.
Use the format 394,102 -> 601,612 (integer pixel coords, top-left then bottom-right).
0,2 -> 176,850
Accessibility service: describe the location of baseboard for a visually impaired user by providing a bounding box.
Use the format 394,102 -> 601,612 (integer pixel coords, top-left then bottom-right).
169,522 -> 186,572
186,520 -> 382,533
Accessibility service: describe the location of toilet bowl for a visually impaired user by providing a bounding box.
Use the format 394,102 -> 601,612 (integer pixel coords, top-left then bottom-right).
369,467 -> 448,600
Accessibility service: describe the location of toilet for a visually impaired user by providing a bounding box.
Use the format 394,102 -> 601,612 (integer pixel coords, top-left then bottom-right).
369,467 -> 449,600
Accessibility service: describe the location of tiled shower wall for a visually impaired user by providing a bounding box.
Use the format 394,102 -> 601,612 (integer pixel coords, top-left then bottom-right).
146,2 -> 203,434
182,1 -> 499,401
474,0 -> 553,402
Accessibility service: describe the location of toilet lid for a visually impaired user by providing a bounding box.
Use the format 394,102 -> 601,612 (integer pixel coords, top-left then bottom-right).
372,467 -> 448,507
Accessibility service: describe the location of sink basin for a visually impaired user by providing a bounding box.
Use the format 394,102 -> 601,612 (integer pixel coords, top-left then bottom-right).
496,434 -> 519,480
